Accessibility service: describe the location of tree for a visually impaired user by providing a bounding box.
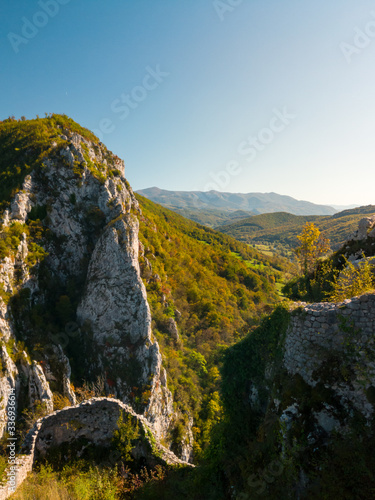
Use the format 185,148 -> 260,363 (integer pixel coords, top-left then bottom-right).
295,222 -> 330,275
327,256 -> 374,302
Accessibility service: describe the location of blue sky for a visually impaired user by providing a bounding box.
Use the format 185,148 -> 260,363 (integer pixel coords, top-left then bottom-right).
1,0 -> 375,206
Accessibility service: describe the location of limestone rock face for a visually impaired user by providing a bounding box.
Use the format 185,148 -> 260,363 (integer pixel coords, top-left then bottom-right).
28,363 -> 54,414
0,129 -> 173,447
178,414 -> 194,463
77,215 -> 172,437
50,345 -> 76,405
0,229 -> 30,439
9,176 -> 33,223
77,217 -> 149,347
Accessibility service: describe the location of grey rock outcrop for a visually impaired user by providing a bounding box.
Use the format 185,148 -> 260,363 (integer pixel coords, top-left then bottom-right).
166,317 -> 180,341
0,129 -> 173,449
178,414 -> 194,462
76,214 -> 173,437
28,362 -> 54,414
351,215 -> 375,241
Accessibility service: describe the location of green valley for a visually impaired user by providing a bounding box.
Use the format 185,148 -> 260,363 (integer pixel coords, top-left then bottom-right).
217,206 -> 375,253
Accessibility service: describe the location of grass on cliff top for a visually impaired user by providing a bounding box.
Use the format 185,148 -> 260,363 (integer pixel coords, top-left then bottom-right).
0,114 -> 99,212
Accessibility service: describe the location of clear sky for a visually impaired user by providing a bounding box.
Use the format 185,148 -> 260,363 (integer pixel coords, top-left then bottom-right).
1,0 -> 375,206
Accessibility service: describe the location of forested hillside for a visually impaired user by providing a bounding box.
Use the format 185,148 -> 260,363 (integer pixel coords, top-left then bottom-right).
156,207 -> 254,228
136,194 -> 290,457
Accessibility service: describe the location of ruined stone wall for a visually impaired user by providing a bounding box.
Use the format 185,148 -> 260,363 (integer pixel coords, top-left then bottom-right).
284,293 -> 375,418
0,398 -> 191,499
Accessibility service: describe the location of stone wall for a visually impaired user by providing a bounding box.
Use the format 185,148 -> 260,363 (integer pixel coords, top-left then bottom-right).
0,398 -> 191,499
284,293 -> 375,419
0,455 -> 33,500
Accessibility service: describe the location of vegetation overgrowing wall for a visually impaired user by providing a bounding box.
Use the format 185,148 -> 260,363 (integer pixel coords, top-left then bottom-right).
286,294 -> 375,405
217,294 -> 375,499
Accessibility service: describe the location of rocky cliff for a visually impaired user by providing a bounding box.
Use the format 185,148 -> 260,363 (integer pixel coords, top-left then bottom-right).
0,119 -> 174,459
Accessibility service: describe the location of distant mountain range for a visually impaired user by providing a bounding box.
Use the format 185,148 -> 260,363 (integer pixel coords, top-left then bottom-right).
137,187 -> 338,217
330,204 -> 360,211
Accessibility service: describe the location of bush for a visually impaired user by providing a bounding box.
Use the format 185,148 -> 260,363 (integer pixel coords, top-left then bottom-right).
111,412 -> 140,463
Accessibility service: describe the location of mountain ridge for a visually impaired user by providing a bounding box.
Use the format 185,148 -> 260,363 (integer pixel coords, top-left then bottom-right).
137,186 -> 337,216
